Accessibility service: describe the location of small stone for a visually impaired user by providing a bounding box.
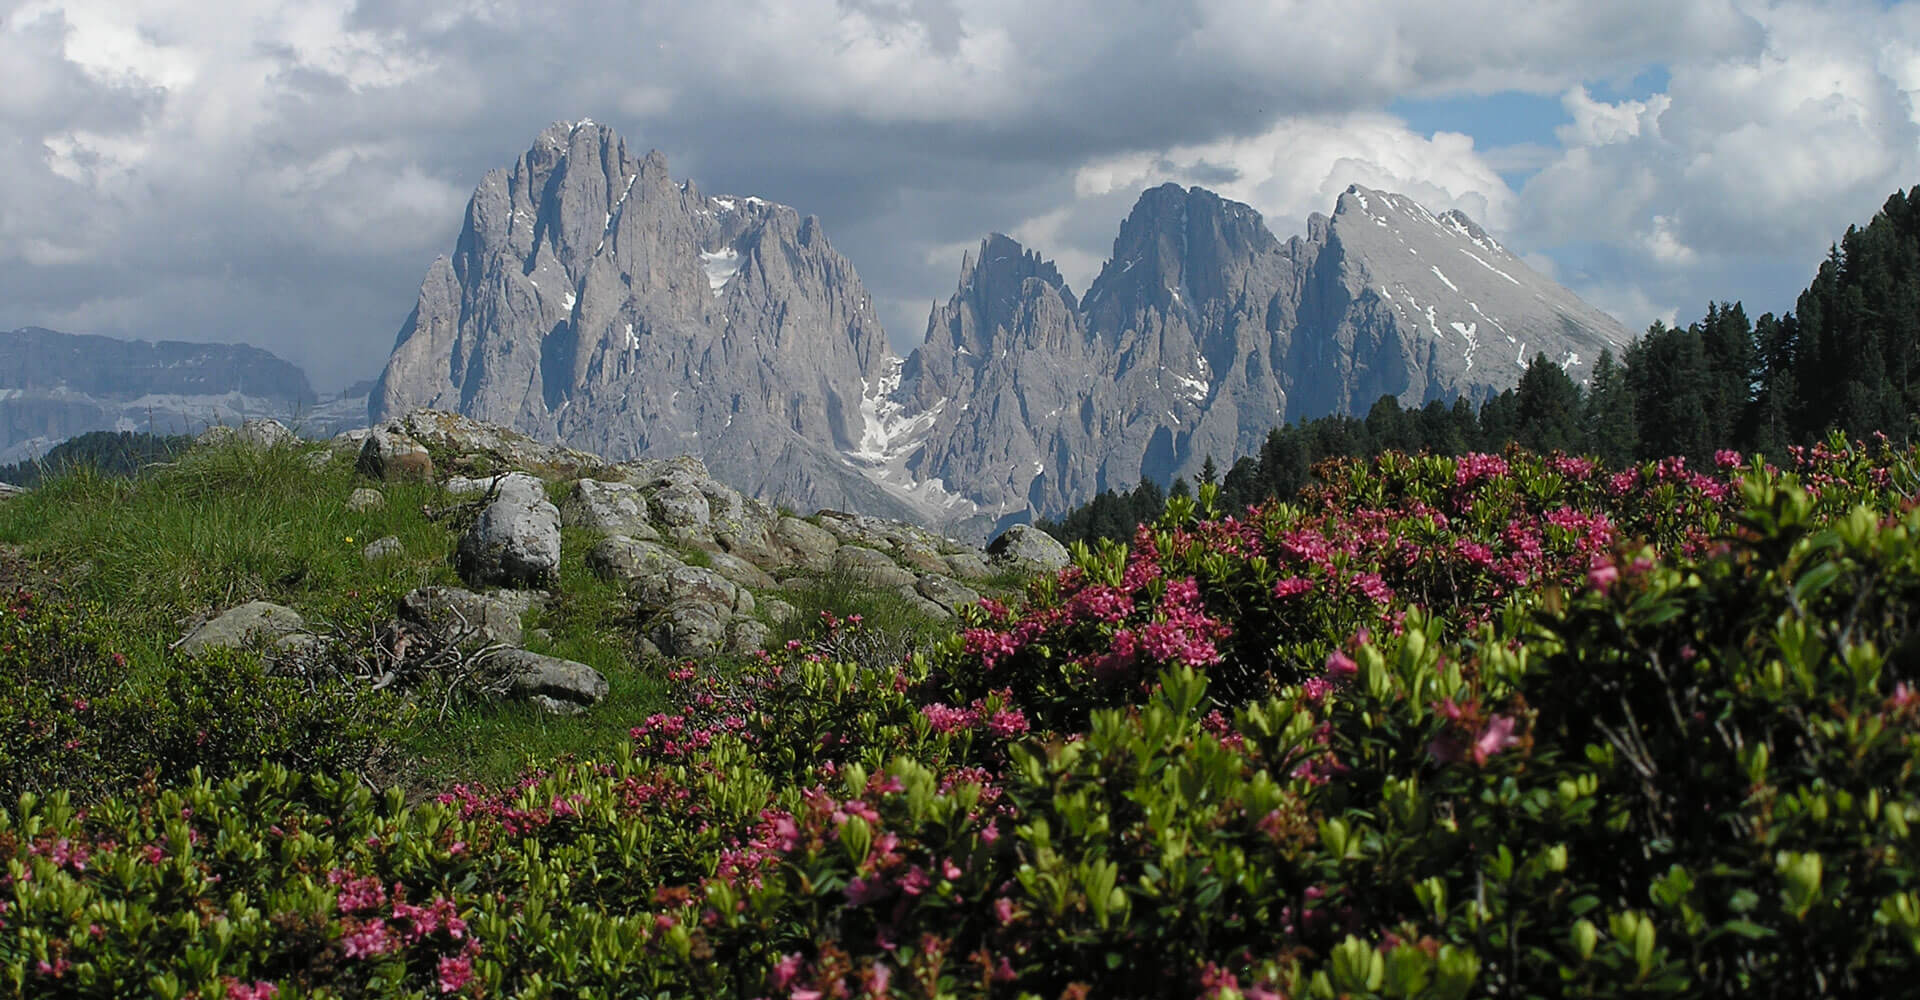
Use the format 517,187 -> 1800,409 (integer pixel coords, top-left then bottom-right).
760,597 -> 798,625
361,536 -> 403,562
347,488 -> 387,512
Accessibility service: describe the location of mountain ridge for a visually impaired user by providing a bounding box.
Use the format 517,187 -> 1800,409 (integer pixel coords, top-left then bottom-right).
368,121 -> 1629,537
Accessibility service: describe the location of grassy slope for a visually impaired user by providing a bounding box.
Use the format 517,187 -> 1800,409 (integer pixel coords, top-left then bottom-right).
0,438 -> 972,788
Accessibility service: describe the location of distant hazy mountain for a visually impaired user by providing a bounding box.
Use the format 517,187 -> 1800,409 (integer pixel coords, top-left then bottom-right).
0,327 -> 324,464
885,184 -> 1629,531
369,121 -> 1628,536
371,120 -> 925,522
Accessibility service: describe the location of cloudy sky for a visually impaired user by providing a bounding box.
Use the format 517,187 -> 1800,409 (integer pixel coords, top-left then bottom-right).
4,0 -> 1917,392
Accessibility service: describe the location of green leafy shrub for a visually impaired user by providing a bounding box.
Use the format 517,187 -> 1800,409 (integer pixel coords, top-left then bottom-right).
0,589 -> 412,802
4,443 -> 1920,997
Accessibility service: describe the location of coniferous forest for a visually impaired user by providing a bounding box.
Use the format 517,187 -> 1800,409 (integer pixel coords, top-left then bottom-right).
1044,185 -> 1920,545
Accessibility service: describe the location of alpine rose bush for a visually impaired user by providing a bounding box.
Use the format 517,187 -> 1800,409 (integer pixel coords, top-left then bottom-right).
1,438 -> 1917,998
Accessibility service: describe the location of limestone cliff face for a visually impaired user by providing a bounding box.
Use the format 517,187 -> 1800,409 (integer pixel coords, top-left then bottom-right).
372,120 -> 915,520
892,184 -> 1629,528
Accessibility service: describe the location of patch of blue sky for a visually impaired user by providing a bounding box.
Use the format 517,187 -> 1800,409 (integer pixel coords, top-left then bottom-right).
1388,65 -> 1672,187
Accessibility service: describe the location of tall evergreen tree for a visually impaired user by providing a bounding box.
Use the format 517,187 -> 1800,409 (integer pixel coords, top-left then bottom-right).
1584,349 -> 1637,465
1512,354 -> 1584,453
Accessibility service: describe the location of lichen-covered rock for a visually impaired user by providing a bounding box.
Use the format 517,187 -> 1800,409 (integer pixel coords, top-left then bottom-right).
361,536 -> 403,562
395,410 -> 601,478
456,472 -> 561,587
587,535 -> 683,583
915,574 -> 981,615
400,585 -> 538,647
773,516 -> 840,570
943,551 -> 993,581
655,602 -> 729,657
833,545 -> 917,589
761,597 -> 798,626
356,426 -> 433,482
896,543 -> 951,576
177,601 -> 307,658
197,418 -> 296,451
630,566 -> 754,617
490,648 -> 609,714
562,479 -> 660,540
346,487 -> 386,512
895,588 -> 954,621
726,618 -> 772,656
647,479 -> 712,531
986,524 -> 1069,574
707,550 -> 776,591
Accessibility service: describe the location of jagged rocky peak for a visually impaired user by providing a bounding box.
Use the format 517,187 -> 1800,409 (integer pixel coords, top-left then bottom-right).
1084,183 -> 1282,322
372,119 -> 907,522
1289,181 -> 1630,417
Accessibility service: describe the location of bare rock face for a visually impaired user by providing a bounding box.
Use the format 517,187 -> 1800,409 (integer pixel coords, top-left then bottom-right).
371,120 -> 915,522
371,125 -> 1629,538
882,184 -> 1628,530
986,524 -> 1070,575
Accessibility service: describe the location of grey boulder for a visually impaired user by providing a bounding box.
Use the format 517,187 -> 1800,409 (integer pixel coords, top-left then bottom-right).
456,472 -> 561,587
562,479 -> 660,540
401,585 -> 538,647
587,535 -> 684,583
915,574 -> 981,615
357,426 -> 434,482
197,418 -> 296,451
489,648 -> 609,714
177,601 -> 308,658
773,516 -> 840,571
986,524 -> 1069,575
833,545 -> 917,589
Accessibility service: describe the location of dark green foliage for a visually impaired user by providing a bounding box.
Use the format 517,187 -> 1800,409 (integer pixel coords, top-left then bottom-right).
0,589 -> 410,801
0,431 -> 192,488
1513,352 -> 1584,452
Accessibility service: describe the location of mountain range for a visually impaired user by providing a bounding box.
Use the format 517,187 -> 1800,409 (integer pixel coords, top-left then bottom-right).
373,121 -> 1628,536
0,327 -> 354,465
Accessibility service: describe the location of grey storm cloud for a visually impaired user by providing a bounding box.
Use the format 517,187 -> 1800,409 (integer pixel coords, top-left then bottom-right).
4,0 -> 1910,392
